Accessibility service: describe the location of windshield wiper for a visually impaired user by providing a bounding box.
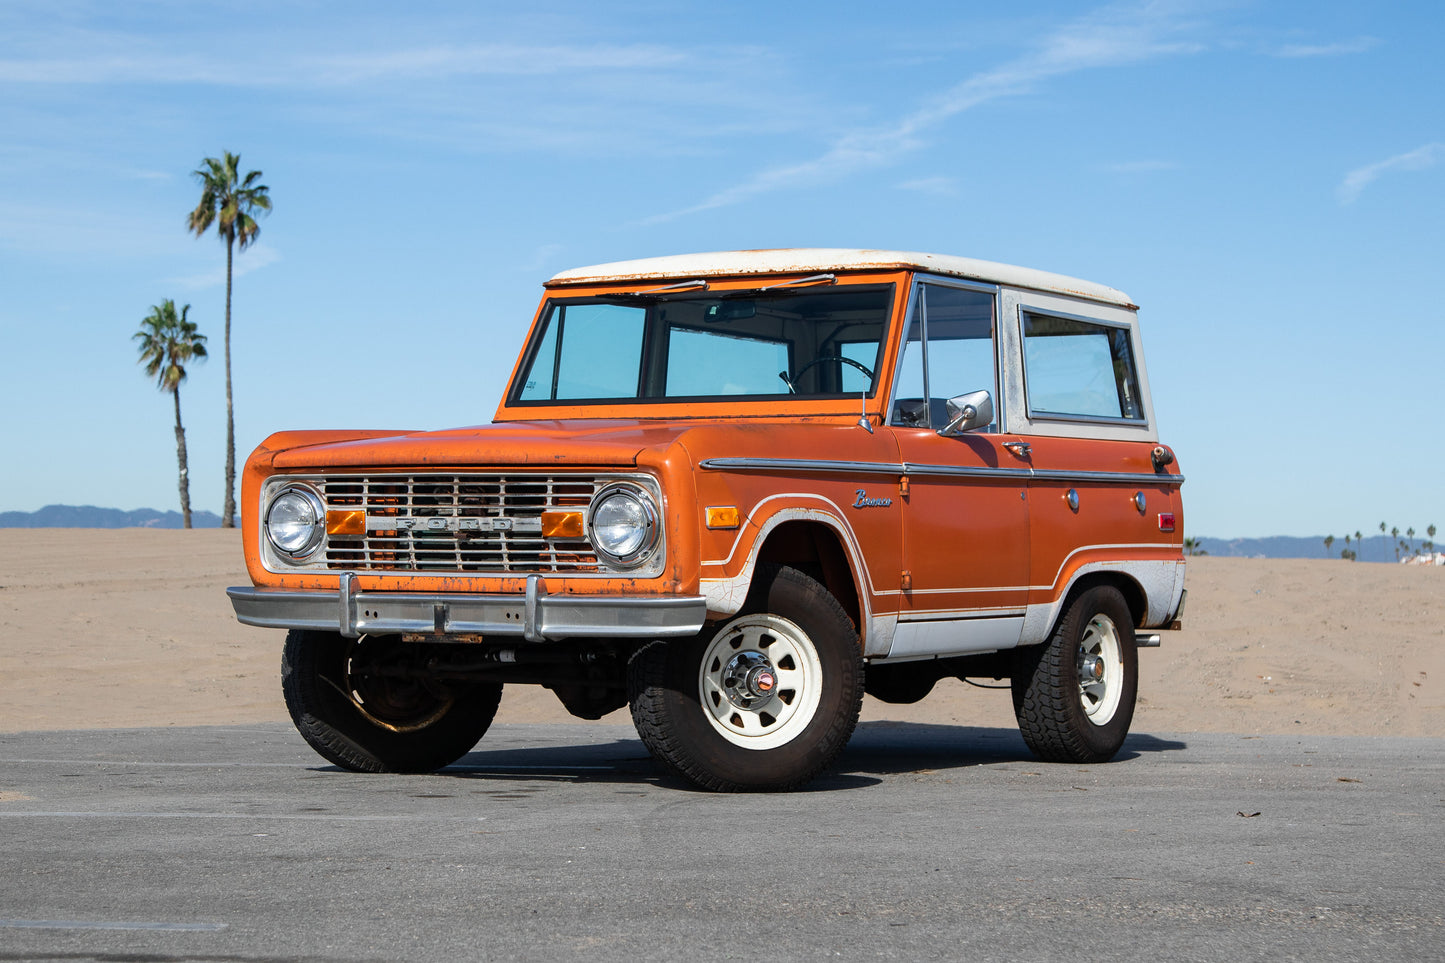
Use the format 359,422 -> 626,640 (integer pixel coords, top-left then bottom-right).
596,279 -> 710,302
716,273 -> 837,299
757,273 -> 836,292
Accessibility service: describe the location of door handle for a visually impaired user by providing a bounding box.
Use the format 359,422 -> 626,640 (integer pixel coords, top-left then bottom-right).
1003,442 -> 1032,458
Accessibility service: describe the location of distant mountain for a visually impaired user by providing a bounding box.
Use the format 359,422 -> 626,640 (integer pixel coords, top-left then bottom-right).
1194,534 -> 1424,563
0,505 -> 223,529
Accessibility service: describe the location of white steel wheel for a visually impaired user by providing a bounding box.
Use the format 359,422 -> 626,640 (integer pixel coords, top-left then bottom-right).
626,564 -> 864,792
1078,613 -> 1125,724
1011,584 -> 1138,764
698,614 -> 824,751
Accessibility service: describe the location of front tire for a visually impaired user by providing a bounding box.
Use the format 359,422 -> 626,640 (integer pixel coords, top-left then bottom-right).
627,565 -> 863,791
282,630 -> 502,773
1011,585 -> 1138,763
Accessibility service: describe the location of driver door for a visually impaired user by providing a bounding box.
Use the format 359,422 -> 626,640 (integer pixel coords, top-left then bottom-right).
886,281 -> 1031,659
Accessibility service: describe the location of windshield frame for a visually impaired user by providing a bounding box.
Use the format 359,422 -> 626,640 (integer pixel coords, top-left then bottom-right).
496,273 -> 907,421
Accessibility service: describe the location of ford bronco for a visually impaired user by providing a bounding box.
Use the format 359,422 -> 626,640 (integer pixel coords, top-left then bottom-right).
229,249 -> 1186,791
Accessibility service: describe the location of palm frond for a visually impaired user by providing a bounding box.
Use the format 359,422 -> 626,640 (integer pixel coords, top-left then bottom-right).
189,151 -> 271,244
134,299 -> 207,393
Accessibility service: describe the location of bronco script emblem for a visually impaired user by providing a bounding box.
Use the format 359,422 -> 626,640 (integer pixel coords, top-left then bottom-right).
853,490 -> 893,509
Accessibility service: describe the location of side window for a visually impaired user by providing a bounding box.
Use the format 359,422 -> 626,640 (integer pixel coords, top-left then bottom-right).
891,283 -> 997,429
1021,312 -> 1143,421
519,303 -> 645,400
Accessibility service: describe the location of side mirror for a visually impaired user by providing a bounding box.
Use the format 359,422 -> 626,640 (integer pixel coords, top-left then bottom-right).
938,390 -> 993,437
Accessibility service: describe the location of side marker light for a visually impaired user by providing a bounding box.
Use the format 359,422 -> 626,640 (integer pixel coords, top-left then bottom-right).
706,506 -> 740,530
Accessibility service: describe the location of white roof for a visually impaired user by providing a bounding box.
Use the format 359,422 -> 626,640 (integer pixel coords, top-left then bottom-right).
547,248 -> 1134,308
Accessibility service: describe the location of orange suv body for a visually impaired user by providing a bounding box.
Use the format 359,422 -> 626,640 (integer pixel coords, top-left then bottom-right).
230,249 -> 1185,790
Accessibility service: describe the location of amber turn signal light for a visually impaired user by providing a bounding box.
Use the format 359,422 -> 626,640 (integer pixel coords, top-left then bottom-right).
325,510 -> 365,536
706,506 -> 740,529
541,510 -> 585,539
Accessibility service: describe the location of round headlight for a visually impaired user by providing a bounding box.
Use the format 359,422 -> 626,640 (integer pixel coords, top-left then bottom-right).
589,485 -> 659,566
265,486 -> 326,559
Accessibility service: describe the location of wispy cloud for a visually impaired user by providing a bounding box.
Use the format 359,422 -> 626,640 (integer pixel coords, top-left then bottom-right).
1102,159 -> 1179,174
643,1 -> 1207,223
0,43 -> 691,86
896,176 -> 959,196
1337,143 -> 1445,205
314,44 -> 689,83
166,244 -> 281,289
519,243 -> 565,273
1275,36 -> 1380,58
0,201 -> 188,258
0,27 -> 798,157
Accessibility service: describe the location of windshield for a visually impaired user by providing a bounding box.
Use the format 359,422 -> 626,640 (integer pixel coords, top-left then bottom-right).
511,284 -> 894,405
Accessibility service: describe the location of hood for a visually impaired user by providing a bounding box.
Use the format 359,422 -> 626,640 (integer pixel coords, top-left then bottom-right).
266,420 -> 700,470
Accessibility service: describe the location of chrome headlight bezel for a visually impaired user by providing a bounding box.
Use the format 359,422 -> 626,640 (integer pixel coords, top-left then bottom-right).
587,482 -> 661,568
264,484 -> 327,560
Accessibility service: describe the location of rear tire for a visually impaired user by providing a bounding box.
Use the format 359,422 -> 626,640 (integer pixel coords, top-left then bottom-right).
282,630 -> 502,773
628,565 -> 863,791
1011,585 -> 1137,763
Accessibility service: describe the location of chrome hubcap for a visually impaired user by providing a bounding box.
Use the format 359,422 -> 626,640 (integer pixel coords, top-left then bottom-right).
721,651 -> 778,709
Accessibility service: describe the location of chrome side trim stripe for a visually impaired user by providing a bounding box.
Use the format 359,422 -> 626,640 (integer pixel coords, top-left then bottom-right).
903,463 -> 1032,481
698,458 -> 903,475
699,456 -> 1184,487
1026,468 -> 1186,485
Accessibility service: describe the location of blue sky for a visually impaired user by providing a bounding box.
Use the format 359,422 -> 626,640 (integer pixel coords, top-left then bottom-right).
0,0 -> 1440,540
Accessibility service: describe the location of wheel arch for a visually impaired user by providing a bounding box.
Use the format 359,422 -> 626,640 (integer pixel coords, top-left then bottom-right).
1020,560 -> 1174,646
1058,571 -> 1146,629
754,520 -> 862,631
699,507 -> 871,646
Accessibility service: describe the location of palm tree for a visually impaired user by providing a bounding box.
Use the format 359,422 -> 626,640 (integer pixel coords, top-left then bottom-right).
1391,527 -> 1401,560
1323,534 -> 1334,557
1183,537 -> 1207,557
187,151 -> 272,528
134,300 -> 208,528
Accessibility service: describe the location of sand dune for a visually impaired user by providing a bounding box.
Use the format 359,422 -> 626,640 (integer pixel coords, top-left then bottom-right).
1,529 -> 1439,737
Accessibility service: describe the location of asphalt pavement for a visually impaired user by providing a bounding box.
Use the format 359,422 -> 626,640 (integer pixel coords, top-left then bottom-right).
0,721 -> 1440,962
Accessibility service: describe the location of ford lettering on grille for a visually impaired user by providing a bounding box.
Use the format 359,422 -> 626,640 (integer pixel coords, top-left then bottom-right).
370,515 -> 543,534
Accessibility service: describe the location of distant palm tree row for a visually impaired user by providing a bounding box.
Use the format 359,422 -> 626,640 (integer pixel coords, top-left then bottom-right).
1327,523 -> 1437,562
133,152 -> 271,528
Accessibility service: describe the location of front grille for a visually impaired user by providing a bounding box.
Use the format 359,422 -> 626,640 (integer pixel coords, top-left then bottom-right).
316,473 -> 603,574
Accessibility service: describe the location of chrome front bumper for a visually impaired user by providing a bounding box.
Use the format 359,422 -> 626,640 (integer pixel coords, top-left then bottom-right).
228,573 -> 707,642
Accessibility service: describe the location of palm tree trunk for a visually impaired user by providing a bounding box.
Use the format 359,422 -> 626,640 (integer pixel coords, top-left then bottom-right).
222,234 -> 236,528
174,386 -> 192,529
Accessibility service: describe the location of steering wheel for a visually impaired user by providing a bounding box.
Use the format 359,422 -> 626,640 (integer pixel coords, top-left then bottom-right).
778,355 -> 876,393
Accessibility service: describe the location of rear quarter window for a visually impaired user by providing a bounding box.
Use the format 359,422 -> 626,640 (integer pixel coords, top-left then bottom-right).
1021,311 -> 1144,422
